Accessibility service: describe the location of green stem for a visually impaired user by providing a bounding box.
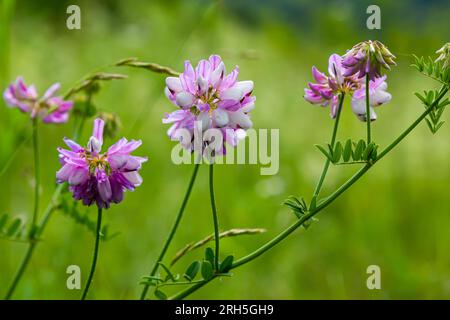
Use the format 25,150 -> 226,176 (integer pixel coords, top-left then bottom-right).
30,117 -> 40,238
365,74 -> 372,143
312,93 -> 345,200
140,163 -> 200,300
169,87 -> 449,300
3,112 -> 88,299
81,207 -> 102,300
4,242 -> 36,300
209,164 -> 220,271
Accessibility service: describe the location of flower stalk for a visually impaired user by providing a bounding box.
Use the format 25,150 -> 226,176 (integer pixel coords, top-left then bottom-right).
140,163 -> 200,300
312,93 -> 345,202
365,74 -> 372,143
4,117 -> 41,300
81,207 -> 102,300
209,164 -> 220,271
3,117 -> 86,300
30,117 -> 40,238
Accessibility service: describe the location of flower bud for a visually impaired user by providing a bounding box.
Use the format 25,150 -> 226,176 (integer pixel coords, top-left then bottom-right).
342,40 -> 396,80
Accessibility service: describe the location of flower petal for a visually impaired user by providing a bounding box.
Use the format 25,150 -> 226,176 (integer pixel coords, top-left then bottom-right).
41,83 -> 61,101
221,87 -> 243,102
166,77 -> 183,93
68,168 -> 88,185
98,178 -> 112,202
122,171 -> 143,186
175,91 -> 195,109
213,108 -> 229,128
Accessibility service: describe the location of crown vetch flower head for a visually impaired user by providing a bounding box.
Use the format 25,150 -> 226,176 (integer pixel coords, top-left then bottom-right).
435,42 -> 450,69
3,77 -> 73,123
305,53 -> 391,122
56,118 -> 147,208
342,40 -> 396,80
163,54 -> 255,154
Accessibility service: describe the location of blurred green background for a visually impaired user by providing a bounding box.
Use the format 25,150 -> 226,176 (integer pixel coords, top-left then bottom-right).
1,0 -> 449,299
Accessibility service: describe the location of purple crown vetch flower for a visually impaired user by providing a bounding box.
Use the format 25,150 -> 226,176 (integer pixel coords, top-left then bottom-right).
3,77 -> 73,123
56,118 -> 147,208
163,54 -> 255,154
304,53 -> 391,121
342,40 -> 396,80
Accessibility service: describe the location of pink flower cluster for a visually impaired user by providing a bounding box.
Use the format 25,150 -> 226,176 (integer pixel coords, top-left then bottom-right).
57,118 -> 147,209
3,77 -> 73,124
304,54 -> 392,121
163,55 -> 255,154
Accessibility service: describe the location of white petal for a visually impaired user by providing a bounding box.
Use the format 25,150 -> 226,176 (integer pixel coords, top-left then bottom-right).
351,98 -> 377,121
213,108 -> 229,127
166,77 -> 183,92
234,81 -> 253,95
196,75 -> 208,95
229,111 -> 252,129
371,90 -> 391,106
123,171 -> 143,186
175,91 -> 195,108
221,87 -> 243,101
378,81 -> 388,91
210,62 -> 225,87
87,137 -> 102,154
240,101 -> 255,113
197,112 -> 212,131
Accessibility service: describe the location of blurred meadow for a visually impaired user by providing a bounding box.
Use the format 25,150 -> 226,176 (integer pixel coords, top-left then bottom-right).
0,0 -> 450,299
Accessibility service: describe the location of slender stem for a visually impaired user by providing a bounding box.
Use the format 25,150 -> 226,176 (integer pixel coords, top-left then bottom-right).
4,243 -> 36,300
169,87 -> 449,300
35,110 -> 87,235
81,207 -> 102,300
365,74 -> 372,143
30,117 -> 40,238
209,164 -> 220,271
312,93 -> 345,200
140,163 -> 200,300
3,112 -> 88,300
